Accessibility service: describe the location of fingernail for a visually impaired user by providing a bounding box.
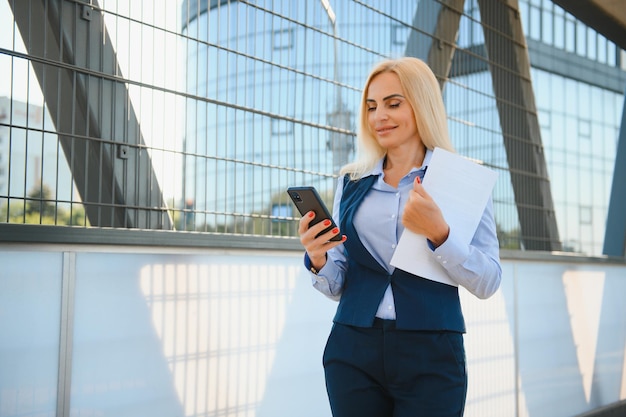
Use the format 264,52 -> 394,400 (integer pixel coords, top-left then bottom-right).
416,176 -> 421,184
332,228 -> 339,234
308,211 -> 315,217
323,219 -> 331,226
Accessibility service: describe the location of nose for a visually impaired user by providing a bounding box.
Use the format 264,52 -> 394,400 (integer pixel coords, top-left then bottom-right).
372,107 -> 388,121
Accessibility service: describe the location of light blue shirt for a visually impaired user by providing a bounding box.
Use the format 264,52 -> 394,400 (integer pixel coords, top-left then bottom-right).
310,149 -> 502,319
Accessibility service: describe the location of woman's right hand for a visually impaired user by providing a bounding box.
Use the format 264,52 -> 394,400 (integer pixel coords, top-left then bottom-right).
298,211 -> 345,271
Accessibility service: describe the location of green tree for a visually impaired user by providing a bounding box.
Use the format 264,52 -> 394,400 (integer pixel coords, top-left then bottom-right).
0,183 -> 87,226
496,223 -> 521,250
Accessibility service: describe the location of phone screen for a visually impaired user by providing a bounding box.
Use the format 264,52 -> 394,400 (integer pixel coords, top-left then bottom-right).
287,186 -> 341,241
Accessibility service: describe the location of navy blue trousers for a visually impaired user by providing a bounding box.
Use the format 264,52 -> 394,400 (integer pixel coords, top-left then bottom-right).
323,319 -> 467,417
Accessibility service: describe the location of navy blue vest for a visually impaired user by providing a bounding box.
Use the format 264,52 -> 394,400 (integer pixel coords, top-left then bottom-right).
335,175 -> 466,332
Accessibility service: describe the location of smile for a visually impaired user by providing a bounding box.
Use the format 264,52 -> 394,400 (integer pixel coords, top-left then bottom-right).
376,126 -> 396,134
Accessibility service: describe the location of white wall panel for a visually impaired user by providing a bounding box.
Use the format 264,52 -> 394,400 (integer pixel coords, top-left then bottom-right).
0,251 -> 63,417
0,245 -> 624,417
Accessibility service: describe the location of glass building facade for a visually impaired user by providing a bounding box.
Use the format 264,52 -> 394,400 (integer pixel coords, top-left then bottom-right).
0,0 -> 624,256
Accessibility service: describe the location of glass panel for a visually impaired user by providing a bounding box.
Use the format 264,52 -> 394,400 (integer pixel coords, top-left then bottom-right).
0,251 -> 63,416
70,250 -> 306,417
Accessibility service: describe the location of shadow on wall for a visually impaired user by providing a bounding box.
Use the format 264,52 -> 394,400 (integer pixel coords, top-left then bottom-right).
505,264 -> 626,417
2,248 -> 625,417
75,251 -> 336,417
0,248 -> 338,417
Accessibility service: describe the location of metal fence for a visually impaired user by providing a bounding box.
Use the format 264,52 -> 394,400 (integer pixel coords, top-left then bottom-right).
0,0 -> 624,256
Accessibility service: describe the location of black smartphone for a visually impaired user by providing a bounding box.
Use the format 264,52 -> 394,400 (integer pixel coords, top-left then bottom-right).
287,186 -> 342,241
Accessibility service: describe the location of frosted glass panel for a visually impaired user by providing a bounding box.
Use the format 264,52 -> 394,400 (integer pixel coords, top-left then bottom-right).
69,250 -> 333,417
71,253 -> 184,417
0,251 -> 62,417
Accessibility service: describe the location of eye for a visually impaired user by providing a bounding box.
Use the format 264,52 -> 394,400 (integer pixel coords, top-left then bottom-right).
389,101 -> 401,108
366,106 -> 377,112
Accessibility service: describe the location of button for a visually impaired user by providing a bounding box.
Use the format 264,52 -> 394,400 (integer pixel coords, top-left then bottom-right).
437,255 -> 442,259
317,278 -> 325,283
391,214 -> 396,219
391,244 -> 396,249
442,260 -> 448,264
387,305 -> 393,310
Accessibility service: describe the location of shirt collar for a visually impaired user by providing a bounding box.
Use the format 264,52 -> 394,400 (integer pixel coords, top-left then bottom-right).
368,147 -> 434,177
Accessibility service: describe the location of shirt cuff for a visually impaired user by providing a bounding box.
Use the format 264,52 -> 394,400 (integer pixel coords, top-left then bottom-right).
304,253 -> 329,284
304,253 -> 341,301
431,227 -> 469,268
304,252 -> 320,274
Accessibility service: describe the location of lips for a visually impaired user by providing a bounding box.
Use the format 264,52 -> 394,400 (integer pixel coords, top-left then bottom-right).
376,126 -> 396,134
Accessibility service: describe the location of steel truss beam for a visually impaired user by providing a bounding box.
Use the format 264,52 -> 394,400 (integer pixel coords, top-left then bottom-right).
405,0 -> 465,88
478,0 -> 561,251
603,92 -> 626,257
406,0 -> 561,251
10,0 -> 172,229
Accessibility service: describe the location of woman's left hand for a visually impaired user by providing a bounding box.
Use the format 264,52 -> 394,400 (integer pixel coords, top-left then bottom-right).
402,177 -> 450,248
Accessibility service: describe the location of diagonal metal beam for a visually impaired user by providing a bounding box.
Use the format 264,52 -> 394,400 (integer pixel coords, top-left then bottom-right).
405,0 -> 465,87
10,0 -> 172,229
603,91 -> 626,257
478,0 -> 561,251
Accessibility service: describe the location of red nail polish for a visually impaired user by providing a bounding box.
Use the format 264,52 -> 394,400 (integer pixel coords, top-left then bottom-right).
308,211 -> 315,217
332,228 -> 339,234
416,176 -> 421,184
323,219 -> 331,226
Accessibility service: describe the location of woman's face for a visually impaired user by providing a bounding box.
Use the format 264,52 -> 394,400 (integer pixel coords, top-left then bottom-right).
365,72 -> 420,151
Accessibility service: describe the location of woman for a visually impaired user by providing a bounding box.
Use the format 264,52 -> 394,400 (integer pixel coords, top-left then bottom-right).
298,57 -> 502,417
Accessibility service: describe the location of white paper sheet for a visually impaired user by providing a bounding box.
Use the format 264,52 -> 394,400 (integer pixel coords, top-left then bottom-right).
390,147 -> 498,286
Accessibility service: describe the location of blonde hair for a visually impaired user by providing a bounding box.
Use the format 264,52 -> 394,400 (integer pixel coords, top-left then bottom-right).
340,57 -> 454,180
